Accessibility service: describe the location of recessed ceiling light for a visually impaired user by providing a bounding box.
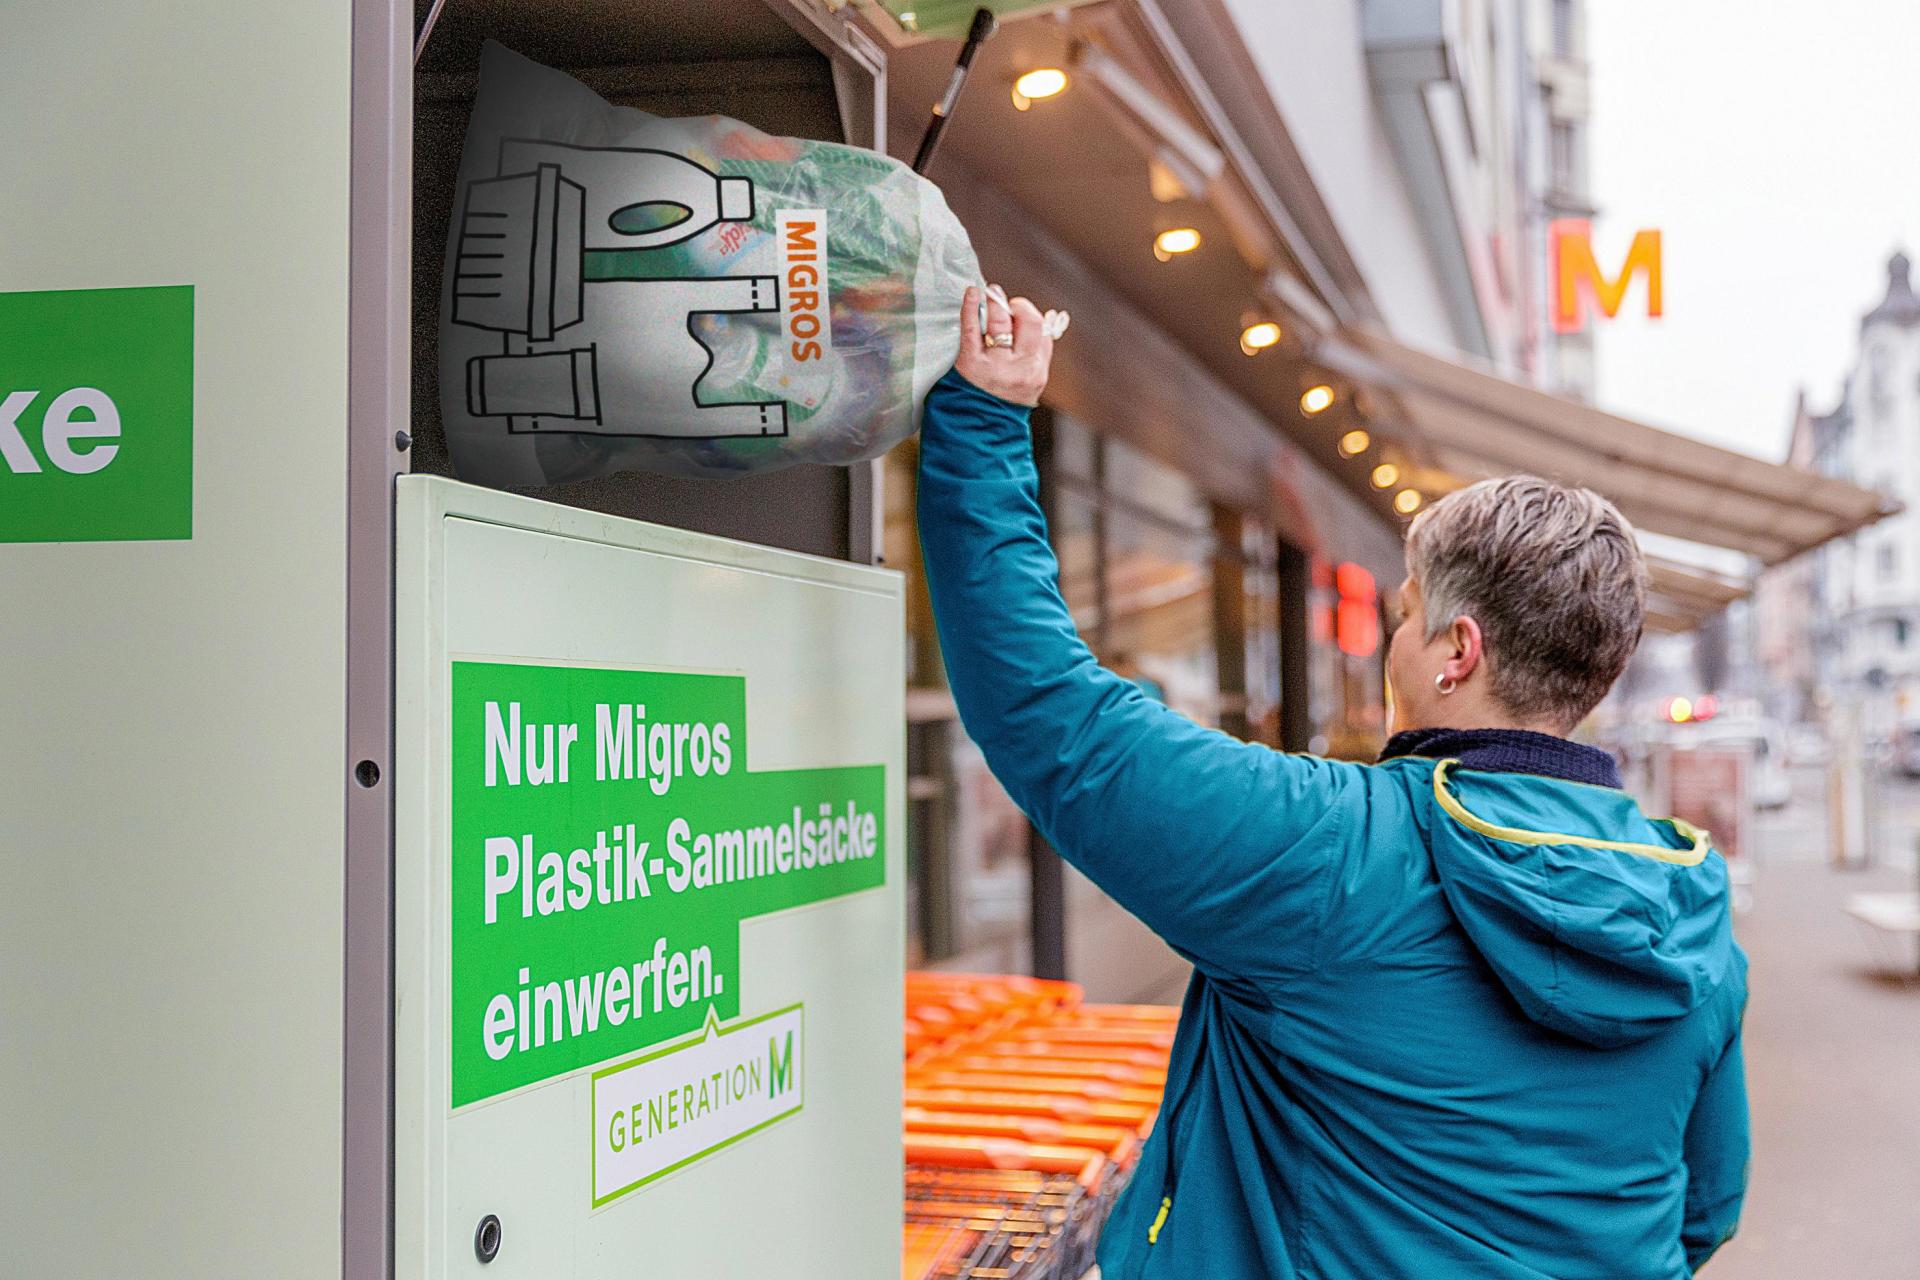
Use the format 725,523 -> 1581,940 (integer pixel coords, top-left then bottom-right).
1153,228 -> 1202,260
1300,384 -> 1335,415
1012,68 -> 1070,110
1239,321 -> 1282,354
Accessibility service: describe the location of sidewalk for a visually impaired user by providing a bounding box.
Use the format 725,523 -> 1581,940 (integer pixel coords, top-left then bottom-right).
1708,847 -> 1920,1277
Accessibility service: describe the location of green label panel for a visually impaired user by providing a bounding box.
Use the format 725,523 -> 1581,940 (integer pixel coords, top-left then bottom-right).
0,286 -> 193,543
451,661 -> 885,1107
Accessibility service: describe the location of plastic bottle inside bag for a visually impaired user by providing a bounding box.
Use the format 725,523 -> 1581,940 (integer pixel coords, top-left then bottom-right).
440,42 -> 981,484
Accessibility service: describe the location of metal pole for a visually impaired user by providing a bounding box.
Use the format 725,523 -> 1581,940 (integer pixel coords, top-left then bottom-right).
413,0 -> 450,65
1212,505 -> 1249,740
911,8 -> 998,174
1027,404 -> 1069,980
1277,539 -> 1314,753
1092,434 -> 1111,654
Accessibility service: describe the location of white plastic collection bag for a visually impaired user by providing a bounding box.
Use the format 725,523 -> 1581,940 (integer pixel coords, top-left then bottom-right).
440,41 -> 982,485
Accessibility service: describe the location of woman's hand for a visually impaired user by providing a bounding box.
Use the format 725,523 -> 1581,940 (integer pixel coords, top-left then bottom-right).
954,283 -> 1066,408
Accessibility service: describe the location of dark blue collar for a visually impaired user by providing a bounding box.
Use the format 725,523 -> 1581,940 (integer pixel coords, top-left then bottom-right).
1378,727 -> 1622,789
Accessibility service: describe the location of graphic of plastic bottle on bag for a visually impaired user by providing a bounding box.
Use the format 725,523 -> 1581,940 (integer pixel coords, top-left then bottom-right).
453,140 -> 801,440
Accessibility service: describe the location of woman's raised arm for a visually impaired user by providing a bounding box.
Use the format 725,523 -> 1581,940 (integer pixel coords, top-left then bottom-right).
916,288 -> 1362,983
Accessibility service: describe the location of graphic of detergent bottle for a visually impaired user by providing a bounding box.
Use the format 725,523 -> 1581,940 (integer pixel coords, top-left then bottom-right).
498,139 -> 755,250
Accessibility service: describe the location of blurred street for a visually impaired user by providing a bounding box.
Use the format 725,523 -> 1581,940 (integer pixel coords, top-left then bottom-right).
1709,764 -> 1920,1279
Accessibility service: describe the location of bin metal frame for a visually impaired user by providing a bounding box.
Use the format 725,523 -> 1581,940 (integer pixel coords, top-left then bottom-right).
342,3 -> 890,1273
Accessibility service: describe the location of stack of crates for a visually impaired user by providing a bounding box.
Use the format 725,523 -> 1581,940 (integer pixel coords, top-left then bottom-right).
901,973 -> 1179,1280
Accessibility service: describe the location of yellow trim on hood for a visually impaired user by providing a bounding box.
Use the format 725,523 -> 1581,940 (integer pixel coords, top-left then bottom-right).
1432,759 -> 1709,867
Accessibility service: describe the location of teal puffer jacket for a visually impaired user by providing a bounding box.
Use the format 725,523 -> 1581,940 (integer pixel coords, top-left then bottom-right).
916,372 -> 1749,1279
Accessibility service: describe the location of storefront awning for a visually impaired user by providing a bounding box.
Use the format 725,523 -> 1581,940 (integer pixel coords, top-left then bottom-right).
1642,557 -> 1750,634
1320,326 -> 1897,567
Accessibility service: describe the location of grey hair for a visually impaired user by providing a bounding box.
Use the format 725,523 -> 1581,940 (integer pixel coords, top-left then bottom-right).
1405,476 -> 1646,728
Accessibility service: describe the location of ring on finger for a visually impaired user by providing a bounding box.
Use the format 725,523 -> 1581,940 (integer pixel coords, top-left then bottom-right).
983,333 -> 1015,349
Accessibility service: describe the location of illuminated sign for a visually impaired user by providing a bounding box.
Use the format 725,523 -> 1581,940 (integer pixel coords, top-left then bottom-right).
1333,562 -> 1379,659
1551,219 -> 1662,333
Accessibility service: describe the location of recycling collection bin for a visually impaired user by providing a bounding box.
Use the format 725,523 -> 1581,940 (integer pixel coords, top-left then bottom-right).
3,3 -> 907,1277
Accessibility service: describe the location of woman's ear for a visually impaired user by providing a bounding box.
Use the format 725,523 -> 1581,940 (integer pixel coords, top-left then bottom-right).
1445,614 -> 1485,684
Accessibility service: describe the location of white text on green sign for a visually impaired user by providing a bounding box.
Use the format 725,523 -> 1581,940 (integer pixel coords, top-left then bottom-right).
452,661 -> 885,1106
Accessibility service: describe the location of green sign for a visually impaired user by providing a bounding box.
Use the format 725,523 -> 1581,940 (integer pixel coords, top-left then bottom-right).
0,286 -> 193,543
451,660 -> 885,1107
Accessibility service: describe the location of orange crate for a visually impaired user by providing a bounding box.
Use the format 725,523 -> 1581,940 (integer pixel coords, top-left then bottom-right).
910,1071 -> 1165,1108
905,1086 -> 1156,1131
1074,1002 -> 1181,1023
903,1134 -> 1107,1190
973,1040 -> 1170,1068
904,1106 -> 1139,1163
902,1221 -> 975,1280
936,1054 -> 1169,1087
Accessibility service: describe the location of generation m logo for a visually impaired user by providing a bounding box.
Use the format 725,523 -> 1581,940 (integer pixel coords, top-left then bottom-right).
0,286 -> 193,543
1551,219 -> 1662,334
592,1004 -> 806,1207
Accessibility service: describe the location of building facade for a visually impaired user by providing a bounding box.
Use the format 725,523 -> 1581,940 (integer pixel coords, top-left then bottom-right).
1227,0 -> 1595,397
1527,0 -> 1598,400
1762,252 -> 1920,735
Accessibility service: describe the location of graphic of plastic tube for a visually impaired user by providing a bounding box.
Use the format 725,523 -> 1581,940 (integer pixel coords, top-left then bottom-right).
468,348 -> 600,422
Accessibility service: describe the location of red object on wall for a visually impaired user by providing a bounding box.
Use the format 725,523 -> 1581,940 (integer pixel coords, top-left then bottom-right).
1333,562 -> 1379,657
1333,562 -> 1375,603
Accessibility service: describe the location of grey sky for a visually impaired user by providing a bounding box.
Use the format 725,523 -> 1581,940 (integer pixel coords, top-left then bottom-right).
1588,0 -> 1920,459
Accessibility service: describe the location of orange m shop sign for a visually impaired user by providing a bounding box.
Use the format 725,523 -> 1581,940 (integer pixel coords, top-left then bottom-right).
1551,219 -> 1662,333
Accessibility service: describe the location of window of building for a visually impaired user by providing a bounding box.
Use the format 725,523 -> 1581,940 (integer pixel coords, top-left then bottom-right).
1879,541 -> 1898,580
1894,618 -> 1910,649
1549,121 -> 1578,195
1096,437 -> 1217,724
1552,0 -> 1576,58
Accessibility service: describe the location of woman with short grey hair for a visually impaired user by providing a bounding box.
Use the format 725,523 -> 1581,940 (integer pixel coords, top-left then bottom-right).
915,285 -> 1749,1280
1391,474 -> 1647,737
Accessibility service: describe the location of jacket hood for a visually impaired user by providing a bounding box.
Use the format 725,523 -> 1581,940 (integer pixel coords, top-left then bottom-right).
1421,761 -> 1736,1048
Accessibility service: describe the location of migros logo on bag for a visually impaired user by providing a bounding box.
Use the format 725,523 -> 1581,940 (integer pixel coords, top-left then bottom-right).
777,210 -> 829,364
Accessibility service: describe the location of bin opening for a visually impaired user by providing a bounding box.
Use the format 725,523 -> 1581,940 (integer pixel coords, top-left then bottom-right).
411,0 -> 871,559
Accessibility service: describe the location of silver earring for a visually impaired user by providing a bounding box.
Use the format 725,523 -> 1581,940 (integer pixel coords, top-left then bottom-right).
1434,673 -> 1458,695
